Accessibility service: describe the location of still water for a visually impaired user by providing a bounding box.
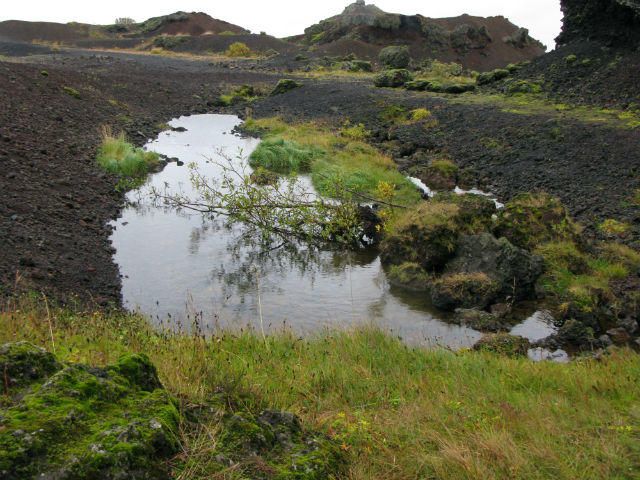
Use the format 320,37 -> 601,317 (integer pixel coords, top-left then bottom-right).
110,114 -> 553,350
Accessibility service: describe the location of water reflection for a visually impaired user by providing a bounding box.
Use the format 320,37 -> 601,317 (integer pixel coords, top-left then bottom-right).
110,114 -> 484,348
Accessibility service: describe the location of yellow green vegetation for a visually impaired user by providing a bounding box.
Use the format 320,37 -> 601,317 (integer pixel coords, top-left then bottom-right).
1,299 -> 639,479
244,117 -> 421,206
96,127 -> 159,180
378,105 -> 439,127
62,86 -> 81,99
453,93 -> 640,129
225,41 -> 252,58
219,84 -> 260,106
599,218 -> 632,237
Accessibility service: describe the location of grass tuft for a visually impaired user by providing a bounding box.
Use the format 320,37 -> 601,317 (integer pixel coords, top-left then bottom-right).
96,126 -> 159,179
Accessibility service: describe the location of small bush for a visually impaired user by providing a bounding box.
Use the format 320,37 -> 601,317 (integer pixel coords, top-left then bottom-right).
374,69 -> 413,88
506,80 -> 543,95
96,127 -> 159,178
565,54 -> 578,64
250,166 -> 280,186
152,35 -> 189,50
226,42 -> 252,57
249,138 -> 322,174
219,85 -> 258,106
379,46 -> 411,69
410,108 -> 432,122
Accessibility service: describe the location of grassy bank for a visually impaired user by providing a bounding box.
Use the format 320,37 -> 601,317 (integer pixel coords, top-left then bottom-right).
244,117 -> 422,207
1,297 -> 639,479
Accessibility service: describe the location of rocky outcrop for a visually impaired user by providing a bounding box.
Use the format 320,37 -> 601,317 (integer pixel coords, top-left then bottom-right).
296,1 -> 546,71
557,0 -> 640,46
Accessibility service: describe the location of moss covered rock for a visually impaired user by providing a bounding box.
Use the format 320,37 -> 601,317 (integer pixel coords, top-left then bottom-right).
381,202 -> 460,271
271,79 -> 303,96
474,333 -> 531,357
374,69 -> 413,88
494,192 -> 580,250
0,346 -> 179,480
476,68 -> 510,86
0,342 -> 61,390
430,272 -> 500,310
387,262 -> 431,291
378,45 -> 411,69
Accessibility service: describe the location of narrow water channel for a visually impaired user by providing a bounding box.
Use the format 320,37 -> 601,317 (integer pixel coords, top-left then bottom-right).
109,114 -> 556,350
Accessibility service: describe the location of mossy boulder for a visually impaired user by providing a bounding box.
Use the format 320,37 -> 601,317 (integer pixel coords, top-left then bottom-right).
404,80 -> 430,91
387,262 -> 431,291
271,79 -> 303,96
443,83 -> 476,94
411,159 -> 459,191
374,69 -> 413,88
0,345 -> 179,480
434,193 -> 497,232
430,272 -> 500,310
183,404 -> 346,479
378,45 -> 411,69
443,233 -> 544,302
452,308 -> 512,332
494,193 -> 580,250
345,60 -> 373,72
380,202 -> 460,271
474,333 -> 531,357
476,68 -> 510,86
0,342 -> 61,390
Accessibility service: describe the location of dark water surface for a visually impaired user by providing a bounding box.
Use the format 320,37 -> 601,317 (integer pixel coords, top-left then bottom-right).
110,114 -> 556,350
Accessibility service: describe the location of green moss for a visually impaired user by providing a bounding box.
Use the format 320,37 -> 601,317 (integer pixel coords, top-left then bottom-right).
474,333 -> 530,357
271,79 -> 303,96
0,346 -> 179,479
340,123 -> 370,140
494,193 -> 580,250
505,80 -> 543,95
373,69 -> 413,88
431,272 -> 500,310
476,68 -> 510,85
0,342 -> 61,391
62,86 -> 81,99
387,262 -> 431,291
598,218 -> 631,237
218,84 -> 259,106
565,54 -> 578,64
381,202 -> 461,270
249,138 -> 323,174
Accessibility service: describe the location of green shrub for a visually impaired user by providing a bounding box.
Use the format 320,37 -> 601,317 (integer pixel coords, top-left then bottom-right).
598,219 -> 631,237
96,128 -> 159,178
374,69 -> 413,88
225,42 -> 252,57
249,138 -> 322,174
565,54 -> 578,64
219,84 -> 258,106
506,80 -> 543,95
340,123 -> 370,140
378,45 -> 410,69
152,35 -> 189,50
345,60 -> 373,72
250,166 -> 280,186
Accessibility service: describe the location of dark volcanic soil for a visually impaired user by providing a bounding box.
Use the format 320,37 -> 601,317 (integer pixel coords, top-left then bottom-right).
0,45 -> 278,303
1,40 -> 639,305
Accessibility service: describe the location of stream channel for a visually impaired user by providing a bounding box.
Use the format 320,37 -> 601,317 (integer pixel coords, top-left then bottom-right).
110,114 -> 563,356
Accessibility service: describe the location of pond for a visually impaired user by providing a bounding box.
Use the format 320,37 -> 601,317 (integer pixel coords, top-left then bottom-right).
109,114 -> 555,350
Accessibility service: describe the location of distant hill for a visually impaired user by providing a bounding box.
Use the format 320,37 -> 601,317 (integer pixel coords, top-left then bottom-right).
290,0 -> 546,71
0,12 -> 248,44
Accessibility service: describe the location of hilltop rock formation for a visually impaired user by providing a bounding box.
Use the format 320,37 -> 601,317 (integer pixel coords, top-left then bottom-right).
294,1 -> 546,70
557,0 -> 640,46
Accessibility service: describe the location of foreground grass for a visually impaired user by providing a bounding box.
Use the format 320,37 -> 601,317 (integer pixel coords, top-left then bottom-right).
245,117 -> 422,207
1,298 -> 639,479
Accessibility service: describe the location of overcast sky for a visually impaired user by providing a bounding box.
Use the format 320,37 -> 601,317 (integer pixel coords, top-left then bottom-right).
0,1 -> 563,49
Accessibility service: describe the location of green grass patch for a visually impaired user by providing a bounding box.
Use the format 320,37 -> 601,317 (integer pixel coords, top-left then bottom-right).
248,138 -> 321,174
96,127 -> 159,180
1,298 -> 639,479
244,117 -> 421,206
